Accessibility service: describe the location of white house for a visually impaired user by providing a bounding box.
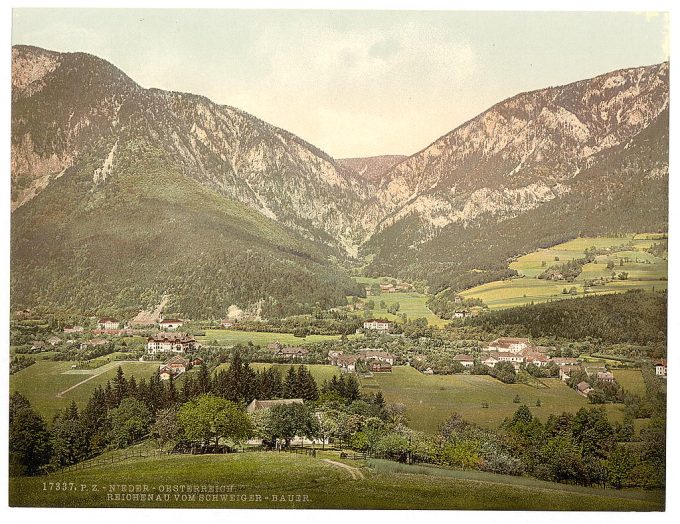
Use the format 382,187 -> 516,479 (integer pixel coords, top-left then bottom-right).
98,317 -> 119,330
452,354 -> 475,368
482,355 -> 499,368
146,333 -> 198,354
656,359 -> 667,377
220,319 -> 236,328
363,319 -> 391,332
359,349 -> 395,365
488,337 -> 531,354
159,318 -> 184,330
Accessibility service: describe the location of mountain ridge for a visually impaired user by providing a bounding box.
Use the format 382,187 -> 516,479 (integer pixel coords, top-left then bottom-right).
11,44 -> 669,316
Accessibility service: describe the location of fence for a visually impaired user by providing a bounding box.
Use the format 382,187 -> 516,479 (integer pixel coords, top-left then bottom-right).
57,447 -> 168,475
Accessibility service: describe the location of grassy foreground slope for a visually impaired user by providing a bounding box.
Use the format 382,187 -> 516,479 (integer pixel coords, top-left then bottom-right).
9,452 -> 663,510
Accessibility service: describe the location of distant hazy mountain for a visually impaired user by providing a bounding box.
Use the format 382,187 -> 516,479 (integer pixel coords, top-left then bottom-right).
11,45 -> 669,316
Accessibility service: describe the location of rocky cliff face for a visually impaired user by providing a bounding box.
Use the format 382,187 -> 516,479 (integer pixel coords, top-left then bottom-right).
368,62 -> 669,236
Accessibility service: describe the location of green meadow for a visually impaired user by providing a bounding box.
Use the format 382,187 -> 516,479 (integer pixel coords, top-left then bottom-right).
10,360 -> 161,420
612,369 -> 647,397
351,277 -> 448,327
9,451 -> 663,510
461,235 -> 667,309
361,366 -> 624,433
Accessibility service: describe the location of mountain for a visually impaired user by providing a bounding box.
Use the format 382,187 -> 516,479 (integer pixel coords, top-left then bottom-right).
11,45 -> 375,257
11,45 -> 669,317
337,155 -> 407,184
360,63 -> 669,290
11,45 -> 366,318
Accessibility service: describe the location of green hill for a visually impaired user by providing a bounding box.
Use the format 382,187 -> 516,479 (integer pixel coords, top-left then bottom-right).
10,139 -> 361,319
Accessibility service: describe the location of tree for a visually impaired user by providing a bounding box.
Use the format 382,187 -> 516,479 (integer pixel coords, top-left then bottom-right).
108,398 -> 152,448
50,402 -> 89,467
607,445 -> 637,489
178,394 -> 253,448
263,403 -> 319,447
9,393 -> 52,476
151,407 -> 183,449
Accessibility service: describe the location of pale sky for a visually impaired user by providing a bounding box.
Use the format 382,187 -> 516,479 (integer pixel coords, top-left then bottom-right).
12,9 -> 670,158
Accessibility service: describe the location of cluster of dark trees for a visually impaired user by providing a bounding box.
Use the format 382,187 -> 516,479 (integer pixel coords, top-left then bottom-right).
463,290 -> 667,345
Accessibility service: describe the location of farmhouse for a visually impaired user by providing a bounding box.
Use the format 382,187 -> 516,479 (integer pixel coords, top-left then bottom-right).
584,365 -> 607,378
363,319 -> 391,332
165,355 -> 190,374
159,318 -> 184,330
423,367 -> 434,375
487,337 -> 531,353
359,349 -> 395,365
46,336 -> 61,346
369,361 -> 392,373
523,352 -> 549,367
597,371 -> 615,383
267,341 -> 283,352
495,351 -> 525,368
146,333 -> 198,354
220,319 -> 237,328
559,365 -> 582,381
245,398 -> 304,414
577,381 -> 594,397
380,283 -> 396,293
452,311 -> 468,319
327,350 -> 343,363
656,359 -> 667,377
98,317 -> 120,330
336,354 -> 359,373
273,346 -> 309,360
482,355 -> 499,368
63,325 -> 84,334
452,354 -> 475,368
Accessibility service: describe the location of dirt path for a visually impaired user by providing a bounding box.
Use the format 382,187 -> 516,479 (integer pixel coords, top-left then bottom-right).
322,459 -> 365,480
56,361 -> 143,398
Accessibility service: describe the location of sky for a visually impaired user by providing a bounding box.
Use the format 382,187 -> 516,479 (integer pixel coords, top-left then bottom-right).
12,9 -> 670,158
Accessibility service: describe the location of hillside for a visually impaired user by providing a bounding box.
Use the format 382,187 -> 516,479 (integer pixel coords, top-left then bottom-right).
11,45 -> 377,255
10,136 -> 362,319
361,64 -> 668,290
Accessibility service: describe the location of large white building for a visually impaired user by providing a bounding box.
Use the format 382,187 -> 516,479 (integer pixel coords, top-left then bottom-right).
146,333 -> 198,354
159,318 -> 184,330
363,319 -> 391,332
487,337 -> 531,354
97,317 -> 119,330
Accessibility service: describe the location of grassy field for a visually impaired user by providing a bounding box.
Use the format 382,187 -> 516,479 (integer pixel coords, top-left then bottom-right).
460,235 -> 667,309
197,329 -> 356,347
361,366 -> 624,433
212,362 -> 340,385
613,369 -> 647,397
9,451 -> 663,510
10,360 -> 161,420
352,277 -> 448,327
